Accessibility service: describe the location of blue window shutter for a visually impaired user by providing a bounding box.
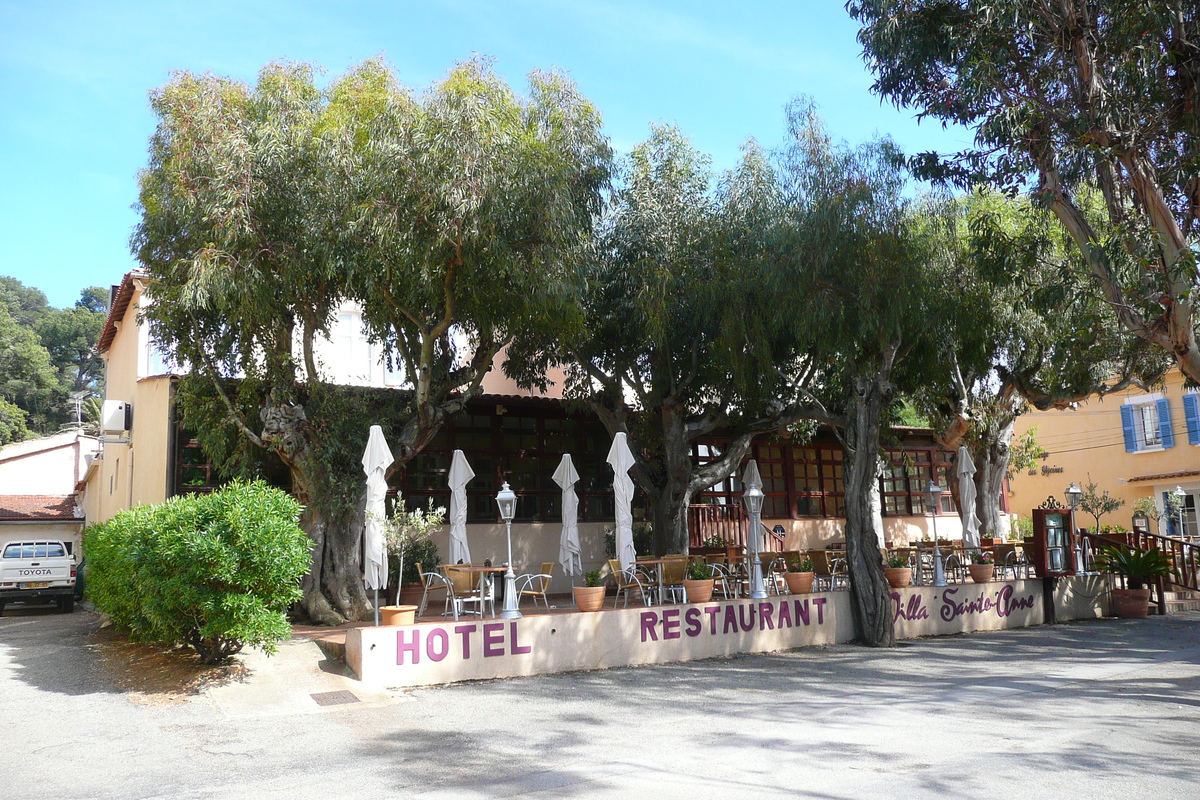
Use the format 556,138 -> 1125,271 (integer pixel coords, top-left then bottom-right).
1158,398 -> 1175,448
1184,394 -> 1200,445
1120,404 -> 1138,452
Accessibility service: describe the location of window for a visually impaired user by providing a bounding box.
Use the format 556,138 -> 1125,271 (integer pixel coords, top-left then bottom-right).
1121,395 -> 1174,452
880,448 -> 954,517
333,312 -> 374,385
397,408 -> 632,523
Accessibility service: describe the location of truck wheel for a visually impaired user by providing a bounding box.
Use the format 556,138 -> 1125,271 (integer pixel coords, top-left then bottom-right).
58,596 -> 74,613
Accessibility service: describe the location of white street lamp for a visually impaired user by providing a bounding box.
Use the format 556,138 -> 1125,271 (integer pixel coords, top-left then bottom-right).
1174,485 -> 1187,538
495,482 -> 522,620
927,480 -> 947,586
742,463 -> 768,600
1065,482 -> 1084,572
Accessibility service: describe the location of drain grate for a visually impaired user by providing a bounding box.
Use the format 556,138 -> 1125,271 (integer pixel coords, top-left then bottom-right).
310,690 -> 360,707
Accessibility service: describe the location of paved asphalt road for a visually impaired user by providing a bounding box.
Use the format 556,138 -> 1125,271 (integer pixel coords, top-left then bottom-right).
2,603 -> 1198,800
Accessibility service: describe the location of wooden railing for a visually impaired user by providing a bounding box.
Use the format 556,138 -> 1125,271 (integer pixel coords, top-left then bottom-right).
1080,529 -> 1199,594
687,504 -> 784,552
1079,530 -> 1200,616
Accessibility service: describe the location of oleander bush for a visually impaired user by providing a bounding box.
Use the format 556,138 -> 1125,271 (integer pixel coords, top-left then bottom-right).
85,481 -> 312,664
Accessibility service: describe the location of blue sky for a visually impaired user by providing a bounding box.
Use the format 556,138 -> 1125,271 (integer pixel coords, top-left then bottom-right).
0,0 -> 973,309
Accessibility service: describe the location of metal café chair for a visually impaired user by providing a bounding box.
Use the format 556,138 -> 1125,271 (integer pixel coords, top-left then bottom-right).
516,561 -> 556,610
607,558 -> 652,607
416,562 -> 457,619
444,565 -> 495,618
660,557 -> 689,603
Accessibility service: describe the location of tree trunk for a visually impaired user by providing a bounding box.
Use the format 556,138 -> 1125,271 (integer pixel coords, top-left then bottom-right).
973,421 -> 1013,540
261,398 -> 371,625
842,371 -> 897,648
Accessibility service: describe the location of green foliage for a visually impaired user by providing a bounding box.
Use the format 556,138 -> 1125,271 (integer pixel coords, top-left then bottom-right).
603,521 -> 656,559
84,481 -> 312,664
1092,545 -> 1173,591
0,279 -> 107,439
885,552 -> 909,569
0,397 -> 29,445
969,550 -> 994,566
1007,428 -> 1047,481
380,499 -> 445,594
1079,475 -> 1126,534
850,1 -> 1200,384
699,534 -> 729,548
1132,496 -> 1165,524
1010,516 -> 1033,541
583,569 -> 604,588
685,561 -> 712,581
133,58 -> 609,621
787,556 -> 815,573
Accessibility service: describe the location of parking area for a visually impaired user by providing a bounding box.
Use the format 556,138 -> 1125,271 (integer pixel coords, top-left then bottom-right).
2,605 -> 1199,799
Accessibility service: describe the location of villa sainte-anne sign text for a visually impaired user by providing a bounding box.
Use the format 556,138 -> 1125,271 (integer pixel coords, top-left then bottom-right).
347,578 -> 1097,687
892,583 -> 1038,623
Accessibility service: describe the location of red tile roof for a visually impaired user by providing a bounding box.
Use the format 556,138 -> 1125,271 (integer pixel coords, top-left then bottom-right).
97,269 -> 146,354
1127,469 -> 1200,483
0,495 -> 82,521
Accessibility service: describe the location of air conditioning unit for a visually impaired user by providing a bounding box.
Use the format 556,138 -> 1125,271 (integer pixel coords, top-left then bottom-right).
101,400 -> 133,434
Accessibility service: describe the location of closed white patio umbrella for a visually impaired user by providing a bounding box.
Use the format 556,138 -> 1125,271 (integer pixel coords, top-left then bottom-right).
448,449 -> 475,565
608,433 -> 637,571
554,453 -> 582,581
957,445 -> 981,549
361,424 -> 394,625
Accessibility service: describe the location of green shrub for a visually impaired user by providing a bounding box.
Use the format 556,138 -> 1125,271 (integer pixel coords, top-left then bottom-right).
85,481 -> 312,664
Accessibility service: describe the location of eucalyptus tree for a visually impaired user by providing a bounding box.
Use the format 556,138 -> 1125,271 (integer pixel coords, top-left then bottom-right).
513,125 -> 830,554
919,190 -> 1168,539
850,1 -> 1200,383
775,105 -> 957,647
134,59 -> 609,624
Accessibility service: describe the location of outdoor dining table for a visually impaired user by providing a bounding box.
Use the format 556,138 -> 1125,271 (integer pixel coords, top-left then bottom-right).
636,556 -> 688,605
441,564 -> 507,617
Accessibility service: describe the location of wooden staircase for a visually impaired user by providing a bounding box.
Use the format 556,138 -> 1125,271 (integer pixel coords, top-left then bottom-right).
1081,529 -> 1200,616
1154,589 -> 1200,615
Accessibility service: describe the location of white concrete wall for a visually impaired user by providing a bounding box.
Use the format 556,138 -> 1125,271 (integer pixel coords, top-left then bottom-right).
347,576 -> 1085,688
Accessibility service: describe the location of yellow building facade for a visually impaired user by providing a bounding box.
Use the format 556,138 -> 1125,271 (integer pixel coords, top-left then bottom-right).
1009,369 -> 1200,536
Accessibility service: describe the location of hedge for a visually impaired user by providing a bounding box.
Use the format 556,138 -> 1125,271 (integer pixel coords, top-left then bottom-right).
85,481 -> 312,664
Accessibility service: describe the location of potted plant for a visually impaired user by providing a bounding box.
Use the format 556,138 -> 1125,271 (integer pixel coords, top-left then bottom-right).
574,569 -> 606,612
967,550 -> 994,583
682,560 -> 716,603
884,552 -> 912,588
381,501 -> 446,623
1092,545 -> 1173,619
783,556 -> 815,594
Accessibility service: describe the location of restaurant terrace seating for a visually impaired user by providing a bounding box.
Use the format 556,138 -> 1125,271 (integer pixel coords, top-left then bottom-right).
416,562 -> 456,619
444,564 -> 495,618
607,558 -> 651,607
517,562 -> 555,610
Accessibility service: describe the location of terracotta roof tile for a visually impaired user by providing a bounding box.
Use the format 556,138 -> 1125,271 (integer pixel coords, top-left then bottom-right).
0,495 -> 82,521
1126,469 -> 1200,483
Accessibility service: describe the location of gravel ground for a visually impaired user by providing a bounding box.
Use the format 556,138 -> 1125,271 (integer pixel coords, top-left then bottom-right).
2,602 -> 1198,800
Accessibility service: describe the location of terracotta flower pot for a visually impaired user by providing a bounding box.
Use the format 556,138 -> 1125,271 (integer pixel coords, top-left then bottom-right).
379,605 -> 417,626
968,564 -> 994,584
682,579 -> 715,603
784,571 -> 815,594
884,567 -> 911,588
573,585 -> 606,612
1110,587 -> 1152,619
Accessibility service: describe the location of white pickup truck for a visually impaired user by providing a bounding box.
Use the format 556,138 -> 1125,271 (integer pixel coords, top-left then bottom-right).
0,540 -> 77,614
